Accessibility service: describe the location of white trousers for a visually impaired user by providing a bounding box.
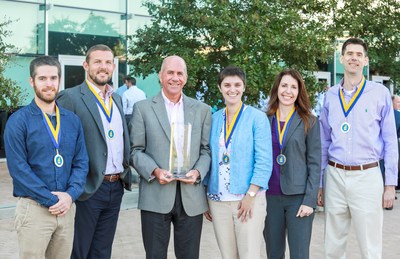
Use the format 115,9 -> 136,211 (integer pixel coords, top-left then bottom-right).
324,165 -> 383,259
208,195 -> 267,259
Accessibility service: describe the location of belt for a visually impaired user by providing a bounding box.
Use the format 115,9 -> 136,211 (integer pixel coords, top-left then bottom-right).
103,174 -> 120,182
328,160 -> 379,171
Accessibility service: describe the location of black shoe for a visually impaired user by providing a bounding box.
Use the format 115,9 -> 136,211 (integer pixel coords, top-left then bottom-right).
385,206 -> 393,210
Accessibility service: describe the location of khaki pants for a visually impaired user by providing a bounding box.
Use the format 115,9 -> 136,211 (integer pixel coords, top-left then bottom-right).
208,195 -> 267,259
324,165 -> 383,259
15,197 -> 76,259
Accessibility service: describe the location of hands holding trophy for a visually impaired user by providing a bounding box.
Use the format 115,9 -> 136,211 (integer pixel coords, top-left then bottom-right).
153,123 -> 199,184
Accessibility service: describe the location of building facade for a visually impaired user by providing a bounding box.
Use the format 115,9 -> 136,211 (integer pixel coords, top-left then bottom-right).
1,0 -> 161,106
0,0 -> 165,158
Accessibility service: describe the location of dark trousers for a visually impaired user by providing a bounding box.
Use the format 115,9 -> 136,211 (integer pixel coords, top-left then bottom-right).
71,180 -> 124,259
141,183 -> 203,259
125,114 -> 132,125
264,194 -> 314,259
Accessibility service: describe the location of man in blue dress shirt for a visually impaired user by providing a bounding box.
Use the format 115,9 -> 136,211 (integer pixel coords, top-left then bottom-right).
4,56 -> 88,259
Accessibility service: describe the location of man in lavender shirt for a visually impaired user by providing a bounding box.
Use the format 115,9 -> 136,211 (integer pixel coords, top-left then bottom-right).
318,38 -> 398,259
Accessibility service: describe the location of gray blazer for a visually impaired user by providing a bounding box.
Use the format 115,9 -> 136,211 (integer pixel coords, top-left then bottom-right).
57,81 -> 132,201
130,93 -> 211,216
268,112 -> 321,207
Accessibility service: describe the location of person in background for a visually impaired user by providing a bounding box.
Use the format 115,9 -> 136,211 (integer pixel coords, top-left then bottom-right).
116,76 -> 128,97
392,95 -> 400,192
4,56 -> 88,259
122,76 -> 146,123
57,44 -> 132,258
263,69 -> 321,259
312,84 -> 329,117
392,95 -> 400,135
318,37 -> 397,259
204,65 -> 272,259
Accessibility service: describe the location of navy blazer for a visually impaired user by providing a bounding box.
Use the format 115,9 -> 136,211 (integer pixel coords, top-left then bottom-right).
268,112 -> 321,207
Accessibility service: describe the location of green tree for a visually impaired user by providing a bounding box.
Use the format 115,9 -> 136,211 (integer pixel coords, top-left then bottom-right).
0,18 -> 25,111
128,0 -> 337,108
332,0 -> 400,92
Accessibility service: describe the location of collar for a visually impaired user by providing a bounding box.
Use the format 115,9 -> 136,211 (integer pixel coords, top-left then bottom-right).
339,78 -> 358,96
29,99 -> 66,115
161,89 -> 183,105
86,80 -> 114,99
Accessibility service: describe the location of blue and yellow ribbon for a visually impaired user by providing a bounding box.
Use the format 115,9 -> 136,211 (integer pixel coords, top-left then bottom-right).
339,77 -> 366,117
41,104 -> 61,150
224,102 -> 244,149
87,80 -> 113,122
275,107 -> 295,150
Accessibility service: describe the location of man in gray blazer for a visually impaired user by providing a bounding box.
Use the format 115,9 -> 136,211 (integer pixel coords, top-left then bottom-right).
57,44 -> 131,258
130,55 -> 211,259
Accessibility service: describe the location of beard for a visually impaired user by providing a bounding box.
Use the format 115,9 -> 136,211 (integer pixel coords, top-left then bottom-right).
33,84 -> 58,104
88,69 -> 112,86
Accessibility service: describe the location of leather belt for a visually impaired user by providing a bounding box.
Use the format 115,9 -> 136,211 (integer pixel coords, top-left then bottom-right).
328,160 -> 379,171
103,174 -> 120,182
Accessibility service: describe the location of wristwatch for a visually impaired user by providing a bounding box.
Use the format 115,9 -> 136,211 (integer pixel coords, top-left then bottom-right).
247,191 -> 256,198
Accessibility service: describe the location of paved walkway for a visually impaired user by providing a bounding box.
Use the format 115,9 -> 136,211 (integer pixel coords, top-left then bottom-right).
1,162 -> 400,258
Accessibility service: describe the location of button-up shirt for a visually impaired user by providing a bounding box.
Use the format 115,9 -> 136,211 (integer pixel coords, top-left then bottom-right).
87,81 -> 124,175
319,79 -> 398,186
4,100 -> 89,207
122,85 -> 146,115
162,90 -> 185,170
161,89 -> 184,125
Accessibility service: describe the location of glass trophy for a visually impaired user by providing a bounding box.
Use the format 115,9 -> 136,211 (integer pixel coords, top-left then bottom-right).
169,123 -> 192,179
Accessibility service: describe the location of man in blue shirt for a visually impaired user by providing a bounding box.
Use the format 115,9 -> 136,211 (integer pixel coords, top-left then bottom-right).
4,56 -> 88,259
115,76 -> 128,96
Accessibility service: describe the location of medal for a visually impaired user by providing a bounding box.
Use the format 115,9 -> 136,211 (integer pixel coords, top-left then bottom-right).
107,129 -> 115,139
340,122 -> 351,133
39,102 -> 63,168
223,102 -> 244,165
276,154 -> 286,165
338,77 -> 366,134
275,107 -> 295,165
222,153 -> 230,164
54,150 -> 64,168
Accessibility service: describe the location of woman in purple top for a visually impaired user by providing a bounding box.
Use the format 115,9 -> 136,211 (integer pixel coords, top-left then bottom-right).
263,69 -> 321,259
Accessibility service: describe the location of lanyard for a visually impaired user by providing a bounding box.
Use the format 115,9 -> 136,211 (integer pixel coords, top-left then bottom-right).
339,77 -> 366,118
224,102 -> 244,149
40,104 -> 61,150
275,107 -> 295,150
87,80 -> 113,123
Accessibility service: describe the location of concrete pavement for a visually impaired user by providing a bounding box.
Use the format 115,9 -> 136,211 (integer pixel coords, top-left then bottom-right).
1,162 -> 400,258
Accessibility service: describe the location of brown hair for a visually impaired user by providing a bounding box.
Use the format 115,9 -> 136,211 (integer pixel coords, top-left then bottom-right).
85,44 -> 114,63
266,69 -> 315,133
30,55 -> 61,79
218,65 -> 246,87
341,37 -> 368,56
